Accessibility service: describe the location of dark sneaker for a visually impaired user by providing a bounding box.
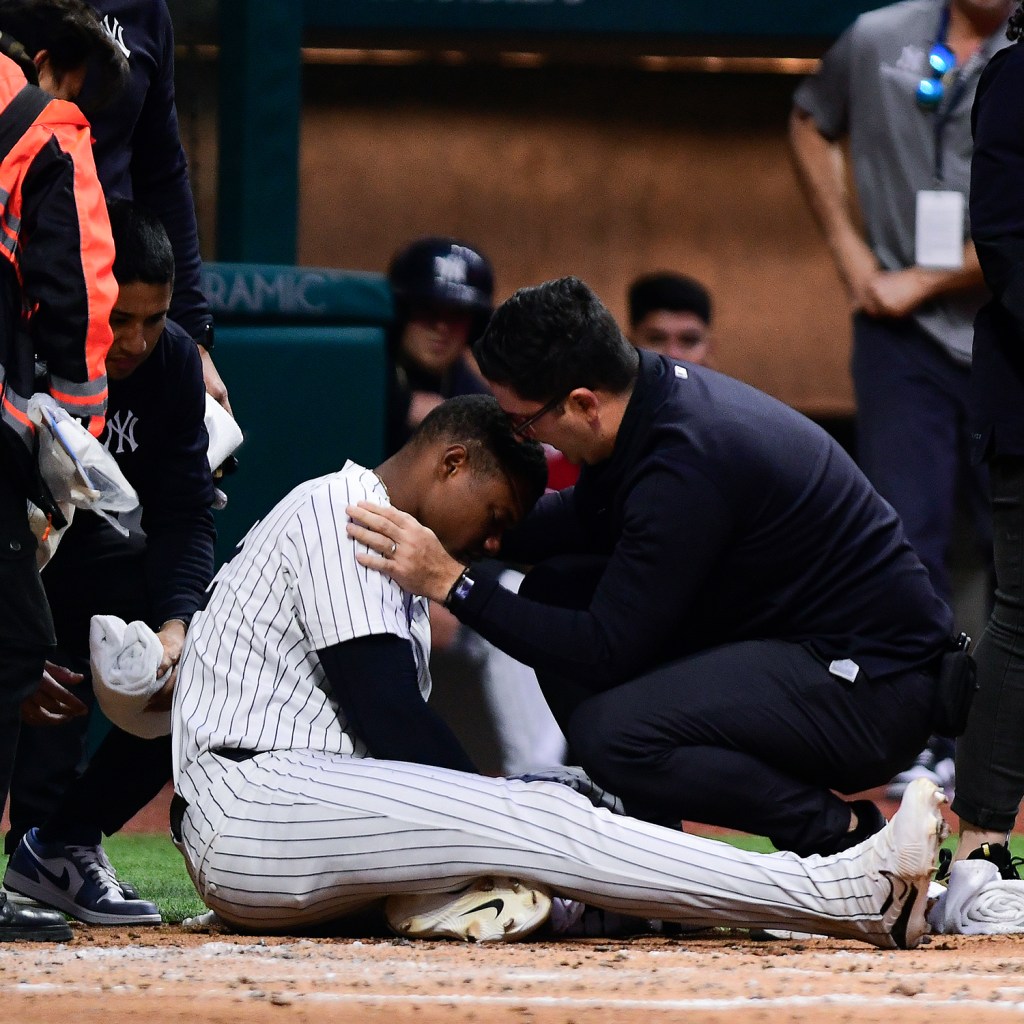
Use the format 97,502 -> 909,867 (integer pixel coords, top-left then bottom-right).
0,890 -> 72,942
4,829 -> 162,926
937,841 -> 1022,883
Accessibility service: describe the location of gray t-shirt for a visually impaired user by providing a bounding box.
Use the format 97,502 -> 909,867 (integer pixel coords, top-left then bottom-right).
793,0 -> 1008,362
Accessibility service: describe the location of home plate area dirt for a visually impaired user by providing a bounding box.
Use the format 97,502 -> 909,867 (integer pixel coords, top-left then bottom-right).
3,927 -> 1024,1024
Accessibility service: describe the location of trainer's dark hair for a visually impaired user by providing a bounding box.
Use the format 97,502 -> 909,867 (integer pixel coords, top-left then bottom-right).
0,0 -> 126,110
1009,1 -> 1023,40
628,272 -> 712,327
474,277 -> 639,402
107,198 -> 175,288
411,394 -> 548,512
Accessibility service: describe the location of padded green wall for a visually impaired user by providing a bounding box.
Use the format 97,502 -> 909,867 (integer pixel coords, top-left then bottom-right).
211,325 -> 387,566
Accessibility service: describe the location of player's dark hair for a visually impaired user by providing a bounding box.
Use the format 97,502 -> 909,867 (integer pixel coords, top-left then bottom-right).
1009,1 -> 1023,40
0,0 -> 126,110
108,198 -> 175,288
474,277 -> 639,403
628,272 -> 712,327
412,394 -> 548,512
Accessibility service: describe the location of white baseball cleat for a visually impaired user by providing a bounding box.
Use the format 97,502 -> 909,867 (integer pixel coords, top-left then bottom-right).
385,876 -> 552,942
180,909 -> 230,933
855,777 -> 948,949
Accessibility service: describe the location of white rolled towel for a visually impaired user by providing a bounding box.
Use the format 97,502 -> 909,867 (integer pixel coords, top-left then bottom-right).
204,392 -> 243,471
89,614 -> 171,739
927,859 -> 1024,934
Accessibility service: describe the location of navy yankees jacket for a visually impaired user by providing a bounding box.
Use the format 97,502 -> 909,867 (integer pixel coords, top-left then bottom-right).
453,350 -> 953,689
86,0 -> 211,344
44,320 -> 215,635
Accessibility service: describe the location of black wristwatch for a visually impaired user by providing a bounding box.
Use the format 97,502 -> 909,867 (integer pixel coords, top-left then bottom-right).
196,322 -> 215,353
444,567 -> 475,608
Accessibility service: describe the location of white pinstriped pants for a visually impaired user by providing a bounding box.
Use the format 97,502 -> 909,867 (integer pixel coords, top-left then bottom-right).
176,748 -> 897,943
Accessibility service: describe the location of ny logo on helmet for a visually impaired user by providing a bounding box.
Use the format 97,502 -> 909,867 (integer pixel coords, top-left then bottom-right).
433,254 -> 468,285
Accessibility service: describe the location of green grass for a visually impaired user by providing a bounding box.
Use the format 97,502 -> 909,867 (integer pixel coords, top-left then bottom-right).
103,834 -> 205,923
2,835 -> 204,925
5,828 -> 1023,927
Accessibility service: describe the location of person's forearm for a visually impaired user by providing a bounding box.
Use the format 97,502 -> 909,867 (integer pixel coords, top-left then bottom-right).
318,637 -> 477,773
908,242 -> 985,302
789,108 -> 877,290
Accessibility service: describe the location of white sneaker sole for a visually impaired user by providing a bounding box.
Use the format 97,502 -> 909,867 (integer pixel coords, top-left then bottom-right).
385,876 -> 552,943
181,909 -> 230,932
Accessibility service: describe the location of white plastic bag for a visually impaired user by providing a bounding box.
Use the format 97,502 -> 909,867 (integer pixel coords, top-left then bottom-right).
28,394 -> 139,533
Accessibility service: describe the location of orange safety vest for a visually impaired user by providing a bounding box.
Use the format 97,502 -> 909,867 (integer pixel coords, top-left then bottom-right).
0,52 -> 115,495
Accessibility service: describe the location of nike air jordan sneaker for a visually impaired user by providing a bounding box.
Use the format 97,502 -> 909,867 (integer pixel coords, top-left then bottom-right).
4,829 -> 162,926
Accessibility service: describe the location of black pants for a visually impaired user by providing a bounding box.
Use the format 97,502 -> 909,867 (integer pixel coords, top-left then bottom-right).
521,558 -> 936,856
5,533 -> 170,853
0,443 -> 55,815
952,455 -> 1024,832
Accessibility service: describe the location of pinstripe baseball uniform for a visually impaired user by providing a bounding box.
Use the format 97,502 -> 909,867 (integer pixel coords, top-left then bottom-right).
171,462 -> 938,946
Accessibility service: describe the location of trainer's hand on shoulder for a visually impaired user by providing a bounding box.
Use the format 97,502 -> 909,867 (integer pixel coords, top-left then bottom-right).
346,501 -> 465,603
20,661 -> 88,727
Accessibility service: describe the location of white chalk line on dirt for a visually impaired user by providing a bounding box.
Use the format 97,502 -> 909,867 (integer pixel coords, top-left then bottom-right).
6,983 -> 1024,1012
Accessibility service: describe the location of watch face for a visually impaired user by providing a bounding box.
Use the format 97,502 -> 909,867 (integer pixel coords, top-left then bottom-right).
454,574 -> 474,601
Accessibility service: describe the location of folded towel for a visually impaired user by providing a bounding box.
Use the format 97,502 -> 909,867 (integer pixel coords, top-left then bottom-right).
927,859 -> 1024,934
205,393 -> 243,472
89,614 -> 171,739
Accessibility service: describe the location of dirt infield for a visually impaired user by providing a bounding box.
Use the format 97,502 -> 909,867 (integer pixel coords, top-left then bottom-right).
3,926 -> 1024,1024
6,786 -> 1024,1021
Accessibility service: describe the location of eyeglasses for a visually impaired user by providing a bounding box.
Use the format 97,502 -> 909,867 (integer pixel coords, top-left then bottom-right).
916,42 -> 956,110
509,391 -> 569,438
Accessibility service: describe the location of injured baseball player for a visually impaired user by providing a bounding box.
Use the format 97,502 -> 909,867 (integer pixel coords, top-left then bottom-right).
172,394 -> 947,949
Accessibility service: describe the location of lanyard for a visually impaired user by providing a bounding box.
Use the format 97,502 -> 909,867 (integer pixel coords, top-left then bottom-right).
928,5 -> 972,183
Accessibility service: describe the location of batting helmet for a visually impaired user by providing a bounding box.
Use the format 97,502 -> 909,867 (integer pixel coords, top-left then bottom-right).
388,237 -> 494,316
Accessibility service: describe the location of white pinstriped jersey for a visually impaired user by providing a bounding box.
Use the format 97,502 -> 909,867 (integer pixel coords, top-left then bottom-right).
172,461 -> 432,797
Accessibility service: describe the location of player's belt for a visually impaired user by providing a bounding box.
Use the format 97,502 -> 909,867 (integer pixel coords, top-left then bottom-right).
169,793 -> 188,844
212,747 -> 259,762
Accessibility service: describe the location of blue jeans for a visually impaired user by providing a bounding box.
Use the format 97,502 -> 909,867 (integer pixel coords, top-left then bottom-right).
952,455 -> 1024,831
852,314 -> 991,603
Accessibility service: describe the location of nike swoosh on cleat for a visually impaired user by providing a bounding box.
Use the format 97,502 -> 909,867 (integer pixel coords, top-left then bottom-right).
461,898 -> 505,919
880,870 -> 917,949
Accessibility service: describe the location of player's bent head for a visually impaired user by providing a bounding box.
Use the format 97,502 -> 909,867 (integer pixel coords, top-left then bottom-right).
108,198 -> 175,288
0,0 -> 127,110
474,276 -> 638,403
410,394 -> 549,515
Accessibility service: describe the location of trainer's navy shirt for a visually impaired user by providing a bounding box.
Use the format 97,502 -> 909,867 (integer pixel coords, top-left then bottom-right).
86,0 -> 211,344
456,351 -> 952,688
45,320 -> 215,629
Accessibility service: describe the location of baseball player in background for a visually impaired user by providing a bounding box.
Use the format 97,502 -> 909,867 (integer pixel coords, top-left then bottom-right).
170,394 -> 947,948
